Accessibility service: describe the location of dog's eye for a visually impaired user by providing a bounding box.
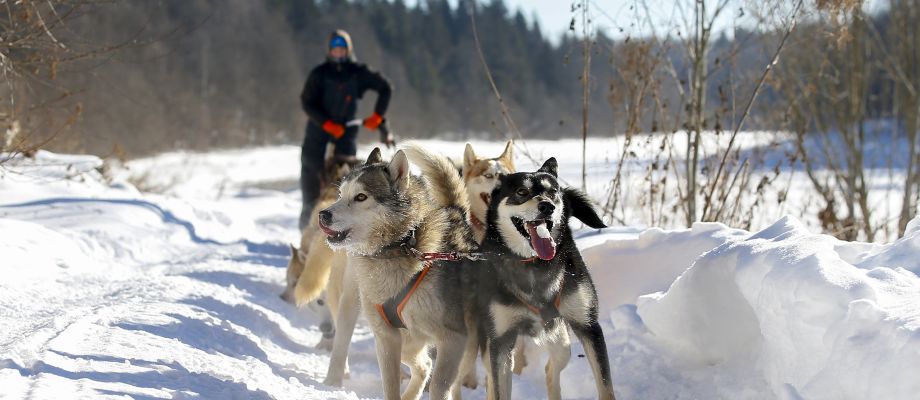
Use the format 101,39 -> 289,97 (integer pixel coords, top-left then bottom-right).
354,193 -> 367,202
484,173 -> 494,179
516,188 -> 529,197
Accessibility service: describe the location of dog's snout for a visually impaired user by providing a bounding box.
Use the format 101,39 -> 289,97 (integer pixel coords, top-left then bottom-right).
537,201 -> 555,216
318,209 -> 332,225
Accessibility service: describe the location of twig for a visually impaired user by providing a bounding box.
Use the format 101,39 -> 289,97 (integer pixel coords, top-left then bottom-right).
701,0 -> 803,221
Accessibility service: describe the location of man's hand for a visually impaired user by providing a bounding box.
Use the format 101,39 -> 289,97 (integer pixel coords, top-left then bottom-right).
322,120 -> 346,139
380,131 -> 395,148
379,120 -> 395,149
363,112 -> 384,130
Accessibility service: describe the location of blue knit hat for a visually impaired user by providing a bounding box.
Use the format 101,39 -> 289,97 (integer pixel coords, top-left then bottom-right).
329,36 -> 347,49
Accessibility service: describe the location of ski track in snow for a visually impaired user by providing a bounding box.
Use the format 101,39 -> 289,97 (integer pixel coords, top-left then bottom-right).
2,143 -> 919,399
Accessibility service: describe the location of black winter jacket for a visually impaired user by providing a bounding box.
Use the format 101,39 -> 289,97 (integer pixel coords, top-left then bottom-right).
300,60 -> 392,126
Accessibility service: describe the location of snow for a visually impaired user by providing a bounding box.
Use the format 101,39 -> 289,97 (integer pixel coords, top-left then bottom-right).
2,142 -> 919,399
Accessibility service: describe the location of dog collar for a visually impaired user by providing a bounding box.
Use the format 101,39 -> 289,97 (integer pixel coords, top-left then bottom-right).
470,213 -> 485,232
368,228 -> 486,262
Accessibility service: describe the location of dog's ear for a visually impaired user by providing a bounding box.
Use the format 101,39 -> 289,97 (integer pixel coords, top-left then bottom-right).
366,147 -> 383,165
387,150 -> 410,190
463,143 -> 476,172
499,140 -> 514,171
538,157 -> 558,178
337,163 -> 351,177
564,188 -> 606,229
290,244 -> 307,263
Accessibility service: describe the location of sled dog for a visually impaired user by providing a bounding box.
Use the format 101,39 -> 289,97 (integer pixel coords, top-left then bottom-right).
317,146 -> 479,400
462,140 -> 515,243
477,158 -> 616,400
459,140 -> 536,388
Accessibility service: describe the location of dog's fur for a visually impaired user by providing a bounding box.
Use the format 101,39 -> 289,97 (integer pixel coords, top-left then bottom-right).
317,146 -> 479,400
477,158 -> 616,400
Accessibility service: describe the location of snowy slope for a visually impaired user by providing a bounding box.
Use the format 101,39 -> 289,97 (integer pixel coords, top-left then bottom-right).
2,145 -> 919,399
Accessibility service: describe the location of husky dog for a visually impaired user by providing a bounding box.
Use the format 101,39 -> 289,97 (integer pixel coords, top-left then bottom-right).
459,141 -> 534,387
462,141 -> 515,243
317,146 -> 479,400
478,158 -> 616,400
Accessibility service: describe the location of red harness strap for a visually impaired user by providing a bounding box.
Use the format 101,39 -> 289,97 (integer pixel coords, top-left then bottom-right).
371,230 -> 485,329
375,263 -> 431,329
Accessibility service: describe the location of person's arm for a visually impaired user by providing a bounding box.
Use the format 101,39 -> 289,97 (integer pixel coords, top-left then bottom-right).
300,68 -> 330,124
360,65 -> 392,117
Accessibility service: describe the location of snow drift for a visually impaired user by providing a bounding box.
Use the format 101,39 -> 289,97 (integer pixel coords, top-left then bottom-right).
634,216 -> 920,400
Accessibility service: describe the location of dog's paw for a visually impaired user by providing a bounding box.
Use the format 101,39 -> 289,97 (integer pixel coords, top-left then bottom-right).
314,337 -> 333,352
512,352 -> 528,375
322,376 -> 343,387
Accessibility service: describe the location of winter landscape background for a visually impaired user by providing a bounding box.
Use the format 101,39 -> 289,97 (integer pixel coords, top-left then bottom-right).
3,0 -> 920,399
3,139 -> 919,399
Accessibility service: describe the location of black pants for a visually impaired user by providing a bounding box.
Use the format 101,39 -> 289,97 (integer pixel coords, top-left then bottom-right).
300,122 -> 358,231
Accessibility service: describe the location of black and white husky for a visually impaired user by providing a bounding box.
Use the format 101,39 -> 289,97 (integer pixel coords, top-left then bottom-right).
477,158 -> 616,400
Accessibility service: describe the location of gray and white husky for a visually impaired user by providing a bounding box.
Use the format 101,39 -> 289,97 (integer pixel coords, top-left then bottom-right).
476,158 -> 616,400
317,146 -> 480,400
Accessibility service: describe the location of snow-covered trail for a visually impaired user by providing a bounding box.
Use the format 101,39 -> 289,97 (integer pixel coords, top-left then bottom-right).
2,144 -> 920,399
0,153 -> 350,399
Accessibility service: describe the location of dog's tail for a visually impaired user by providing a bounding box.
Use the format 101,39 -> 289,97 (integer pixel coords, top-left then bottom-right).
402,142 -> 470,213
293,231 -> 335,307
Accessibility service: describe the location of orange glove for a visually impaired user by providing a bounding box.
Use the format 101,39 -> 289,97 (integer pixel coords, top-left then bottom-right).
363,112 -> 384,130
322,120 -> 345,139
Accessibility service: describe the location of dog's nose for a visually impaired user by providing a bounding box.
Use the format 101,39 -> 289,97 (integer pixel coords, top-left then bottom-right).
318,209 -> 332,225
537,201 -> 555,216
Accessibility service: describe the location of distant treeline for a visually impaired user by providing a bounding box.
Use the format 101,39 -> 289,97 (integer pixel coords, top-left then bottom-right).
13,0 -> 914,160
32,0 -> 613,156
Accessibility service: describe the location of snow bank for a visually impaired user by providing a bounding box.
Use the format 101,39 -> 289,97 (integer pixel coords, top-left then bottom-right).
634,216 -> 920,399
580,223 -> 749,317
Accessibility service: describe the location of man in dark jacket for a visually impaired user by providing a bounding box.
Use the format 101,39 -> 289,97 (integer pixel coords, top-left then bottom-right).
299,29 -> 392,230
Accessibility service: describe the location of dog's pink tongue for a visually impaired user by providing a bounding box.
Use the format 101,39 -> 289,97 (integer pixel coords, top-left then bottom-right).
526,222 -> 556,260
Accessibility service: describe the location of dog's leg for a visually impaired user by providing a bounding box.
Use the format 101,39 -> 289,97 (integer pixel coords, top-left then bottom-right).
314,295 -> 335,352
571,322 -> 616,400
429,332 -> 465,400
543,325 -> 571,400
323,266 -> 360,387
487,332 -> 516,400
458,322 -> 480,390
372,325 -> 403,400
400,336 -> 431,400
511,336 -> 528,375
482,344 -> 494,400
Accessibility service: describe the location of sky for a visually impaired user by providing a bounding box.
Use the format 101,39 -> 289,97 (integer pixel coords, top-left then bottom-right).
432,0 -> 758,43
420,0 -> 889,44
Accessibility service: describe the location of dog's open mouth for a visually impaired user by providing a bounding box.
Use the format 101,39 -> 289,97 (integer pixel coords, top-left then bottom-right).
480,192 -> 491,206
319,220 -> 350,244
512,217 -> 556,260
